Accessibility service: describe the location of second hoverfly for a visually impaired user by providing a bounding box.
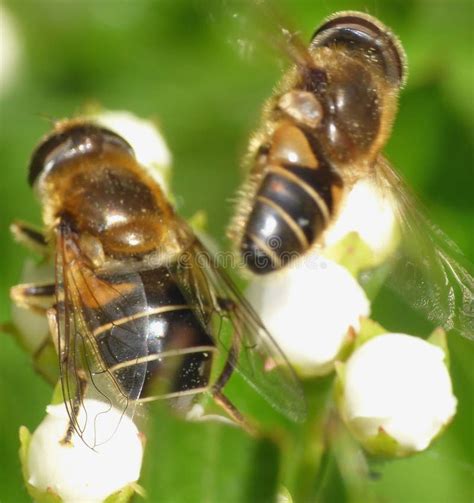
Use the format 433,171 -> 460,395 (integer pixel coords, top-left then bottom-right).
11,119 -> 305,445
228,10 -> 473,338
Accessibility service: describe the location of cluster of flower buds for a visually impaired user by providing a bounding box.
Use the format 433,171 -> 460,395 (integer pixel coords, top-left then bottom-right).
247,179 -> 457,456
17,111 -> 458,503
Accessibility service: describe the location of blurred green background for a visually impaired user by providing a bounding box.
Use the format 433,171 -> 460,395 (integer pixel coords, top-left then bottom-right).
0,0 -> 472,502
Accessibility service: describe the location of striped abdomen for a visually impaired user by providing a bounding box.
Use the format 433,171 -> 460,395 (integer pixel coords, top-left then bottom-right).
241,122 -> 343,273
84,266 -> 215,403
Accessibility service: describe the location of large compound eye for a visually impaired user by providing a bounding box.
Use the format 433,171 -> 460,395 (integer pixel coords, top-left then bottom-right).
28,123 -> 134,186
311,11 -> 407,88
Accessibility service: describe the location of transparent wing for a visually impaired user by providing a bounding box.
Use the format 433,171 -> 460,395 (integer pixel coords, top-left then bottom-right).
173,231 -> 306,422
55,218 -> 149,446
362,156 -> 473,338
223,0 -> 314,69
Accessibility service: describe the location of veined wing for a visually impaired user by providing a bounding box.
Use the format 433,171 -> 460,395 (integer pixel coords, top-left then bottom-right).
55,217 -> 150,446
173,232 -> 306,422
364,156 -> 473,338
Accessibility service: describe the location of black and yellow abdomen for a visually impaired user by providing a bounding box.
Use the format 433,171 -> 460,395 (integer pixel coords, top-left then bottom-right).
85,266 -> 215,402
232,11 -> 405,275
241,123 -> 343,274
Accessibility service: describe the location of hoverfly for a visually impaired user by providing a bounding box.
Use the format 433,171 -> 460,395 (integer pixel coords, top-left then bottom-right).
10,118 -> 305,446
228,10 -> 473,338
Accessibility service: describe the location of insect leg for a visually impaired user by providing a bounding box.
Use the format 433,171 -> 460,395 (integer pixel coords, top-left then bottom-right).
60,368 -> 88,445
10,220 -> 49,255
32,336 -> 58,385
211,389 -> 257,436
10,282 -> 55,314
211,297 -> 257,435
212,326 -> 239,392
46,307 -> 60,353
4,282 -> 57,383
46,307 -> 89,445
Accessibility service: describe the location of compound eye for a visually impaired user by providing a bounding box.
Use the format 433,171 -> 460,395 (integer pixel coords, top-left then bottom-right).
310,11 -> 407,88
28,123 -> 134,186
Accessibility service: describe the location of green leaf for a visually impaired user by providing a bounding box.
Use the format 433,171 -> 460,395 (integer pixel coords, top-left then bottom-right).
104,483 -> 142,503
34,340 -> 59,386
188,210 -> 208,232
333,319 -> 388,369
282,376 -> 335,502
333,361 -> 346,413
18,426 -> 32,486
141,403 -> 280,503
364,427 -> 401,458
50,381 -> 65,406
2,321 -> 58,386
427,327 -> 449,367
323,232 -> 375,277
354,319 -> 388,350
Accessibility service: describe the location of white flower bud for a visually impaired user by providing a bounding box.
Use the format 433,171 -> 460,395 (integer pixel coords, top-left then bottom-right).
324,180 -> 398,264
27,400 -> 143,503
338,333 -> 457,456
247,254 -> 370,376
91,110 -> 172,194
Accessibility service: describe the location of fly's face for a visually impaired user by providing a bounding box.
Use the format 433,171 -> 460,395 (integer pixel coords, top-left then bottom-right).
282,11 -> 406,166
